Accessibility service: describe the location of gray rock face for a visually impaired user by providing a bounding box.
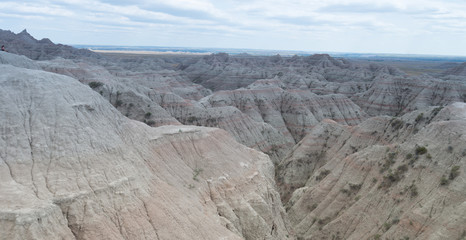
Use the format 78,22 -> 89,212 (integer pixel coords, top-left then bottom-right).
353,74 -> 466,116
278,104 -> 466,240
441,62 -> 466,77
0,64 -> 292,240
0,29 -> 100,60
0,51 -> 41,70
3,29 -> 466,240
182,53 -> 401,92
201,81 -> 367,143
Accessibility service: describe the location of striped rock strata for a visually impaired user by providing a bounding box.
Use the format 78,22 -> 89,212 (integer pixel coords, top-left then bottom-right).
0,64 -> 292,240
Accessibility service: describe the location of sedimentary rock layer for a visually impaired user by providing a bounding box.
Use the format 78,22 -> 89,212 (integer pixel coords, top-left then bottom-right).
0,64 -> 291,240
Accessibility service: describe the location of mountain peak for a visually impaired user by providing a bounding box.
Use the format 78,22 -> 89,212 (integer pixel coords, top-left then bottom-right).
19,29 -> 31,36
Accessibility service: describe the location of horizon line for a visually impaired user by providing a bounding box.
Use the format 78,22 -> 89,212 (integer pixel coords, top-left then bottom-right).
71,44 -> 466,59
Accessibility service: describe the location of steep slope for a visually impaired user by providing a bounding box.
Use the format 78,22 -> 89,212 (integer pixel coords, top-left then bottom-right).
201,80 -> 367,144
40,57 -> 289,161
353,74 -> 466,116
277,104 -> 466,239
0,64 -> 292,239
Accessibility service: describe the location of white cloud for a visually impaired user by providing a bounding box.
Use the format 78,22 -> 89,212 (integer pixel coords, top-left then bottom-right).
0,2 -> 74,17
2,0 -> 466,55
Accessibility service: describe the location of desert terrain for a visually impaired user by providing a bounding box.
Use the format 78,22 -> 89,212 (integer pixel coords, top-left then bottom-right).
1,29 -> 465,240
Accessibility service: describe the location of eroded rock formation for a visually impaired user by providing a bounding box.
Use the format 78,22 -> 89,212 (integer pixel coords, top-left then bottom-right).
278,104 -> 466,239
2,29 -> 466,240
0,61 -> 291,240
0,29 -> 99,60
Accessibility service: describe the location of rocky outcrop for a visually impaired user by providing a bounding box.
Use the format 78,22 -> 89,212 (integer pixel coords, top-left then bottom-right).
0,51 -> 41,70
353,74 -> 466,116
201,80 -> 367,144
441,62 -> 466,77
0,64 -> 292,239
278,103 -> 466,239
181,53 -> 400,92
36,56 -> 290,161
0,29 -> 100,60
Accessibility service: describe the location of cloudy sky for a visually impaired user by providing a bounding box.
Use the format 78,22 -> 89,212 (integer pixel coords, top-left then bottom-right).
1,0 -> 466,55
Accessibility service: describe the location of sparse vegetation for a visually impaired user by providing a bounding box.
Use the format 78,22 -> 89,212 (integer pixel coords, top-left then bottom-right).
408,183 -> 418,197
415,146 -> 427,155
382,218 -> 400,232
341,182 -> 362,195
88,81 -> 104,89
349,183 -> 362,191
380,164 -> 409,188
145,120 -> 155,126
115,99 -> 123,107
415,113 -> 423,123
380,152 -> 397,173
383,222 -> 392,231
315,169 -> 331,181
192,168 -> 203,181
144,112 -> 152,119
388,152 -> 397,161
447,145 -> 454,153
449,166 -> 460,180
440,175 -> 449,185
431,106 -> 443,117
308,203 -> 318,211
317,217 -> 331,225
186,116 -> 198,123
390,118 -> 404,130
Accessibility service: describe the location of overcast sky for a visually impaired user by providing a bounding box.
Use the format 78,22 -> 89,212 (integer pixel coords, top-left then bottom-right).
1,0 -> 466,55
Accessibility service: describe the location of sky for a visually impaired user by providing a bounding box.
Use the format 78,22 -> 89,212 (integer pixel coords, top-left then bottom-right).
1,0 -> 466,56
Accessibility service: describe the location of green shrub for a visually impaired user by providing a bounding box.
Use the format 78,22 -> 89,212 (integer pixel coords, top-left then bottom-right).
308,203 -> 318,211
440,175 -> 449,185
431,107 -> 443,117
449,166 -> 460,180
415,113 -> 423,123
383,222 -> 392,231
409,183 -> 418,197
315,169 -> 331,181
349,183 -> 362,191
186,116 -> 198,123
88,81 -> 104,89
415,146 -> 427,155
144,112 -> 152,119
390,118 -> 404,130
192,168 -> 203,181
115,100 -> 123,107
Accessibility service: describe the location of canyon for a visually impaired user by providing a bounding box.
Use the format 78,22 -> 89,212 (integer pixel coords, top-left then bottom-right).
1,29 -> 465,240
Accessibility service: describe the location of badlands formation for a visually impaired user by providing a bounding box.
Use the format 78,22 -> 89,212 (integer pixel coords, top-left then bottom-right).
1,29 -> 465,239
